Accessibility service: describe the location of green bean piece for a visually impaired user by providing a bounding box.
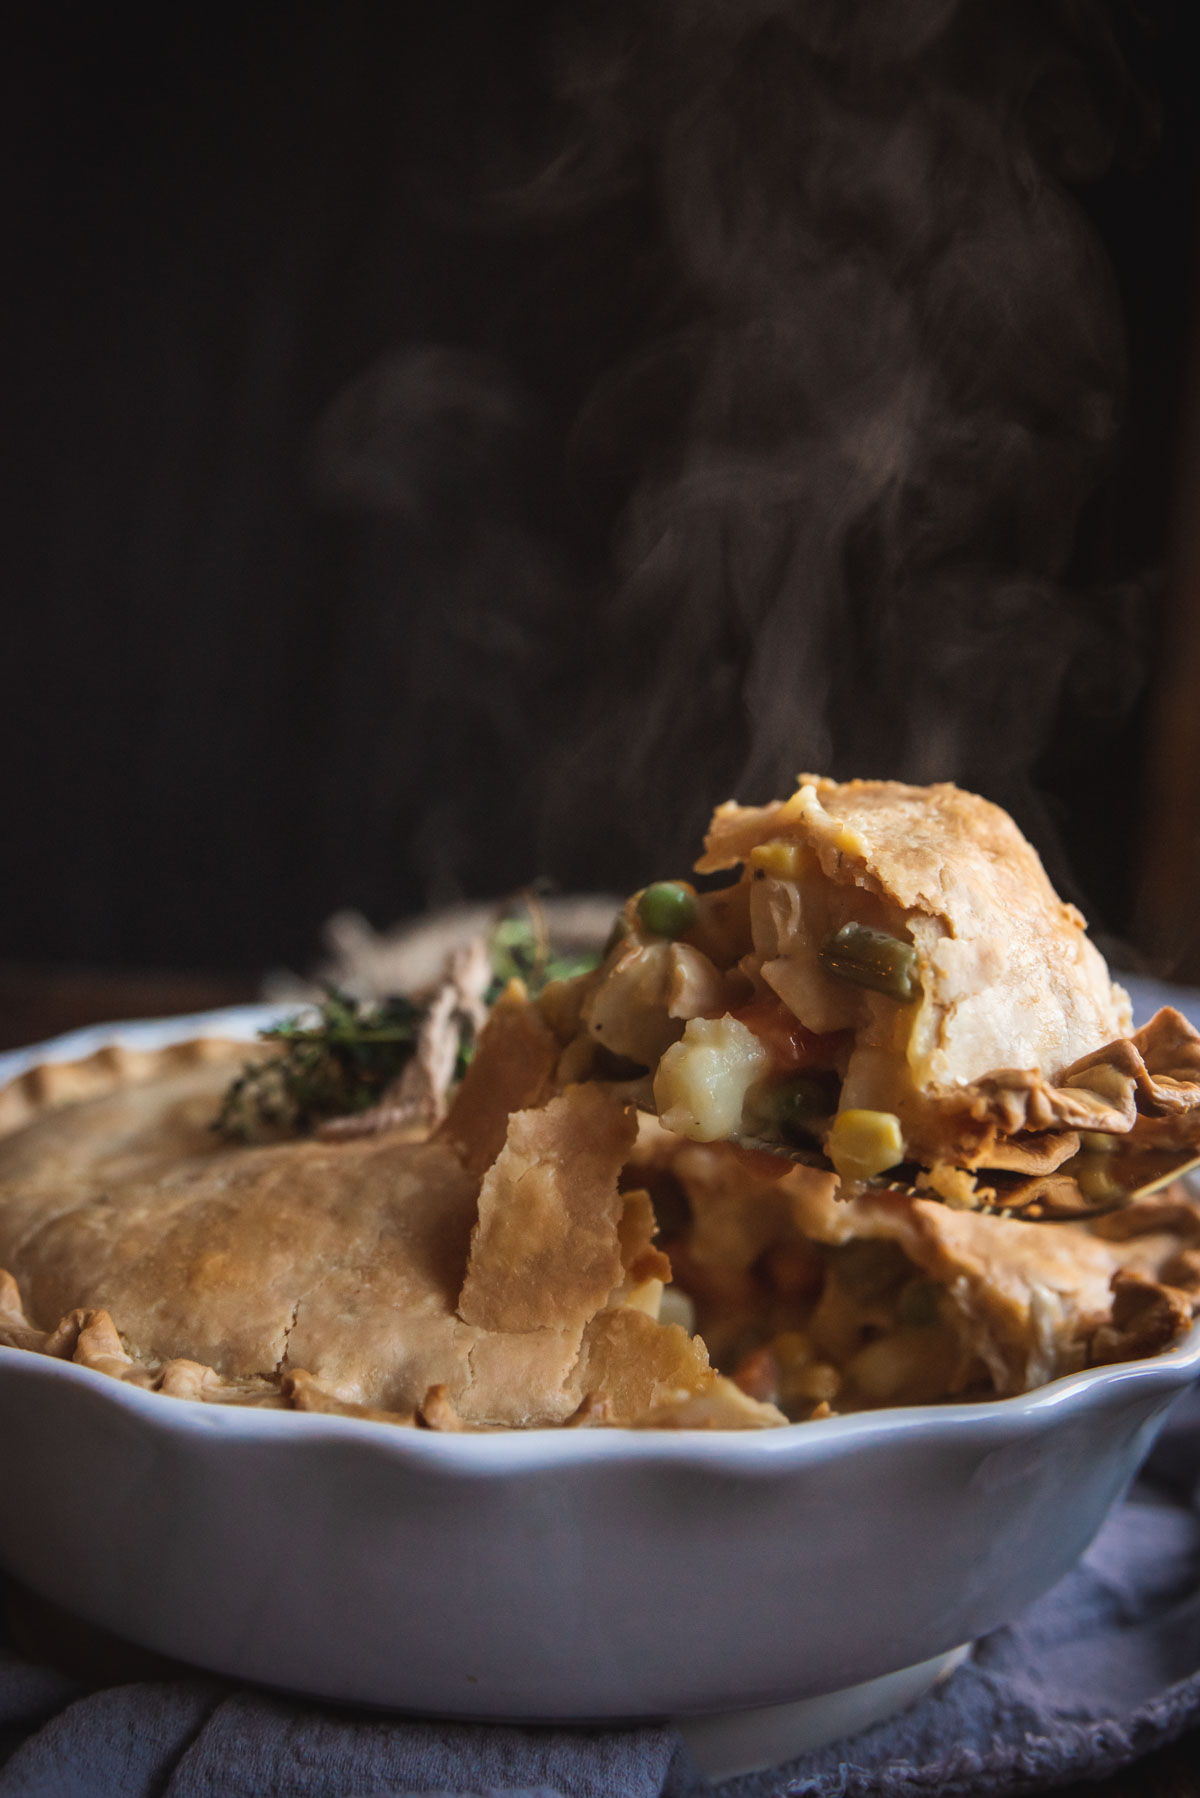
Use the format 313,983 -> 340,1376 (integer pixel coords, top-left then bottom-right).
818,922 -> 920,1003
636,881 -> 698,939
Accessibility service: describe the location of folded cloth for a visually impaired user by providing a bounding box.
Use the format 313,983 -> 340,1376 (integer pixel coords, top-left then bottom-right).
1,974 -> 1199,1798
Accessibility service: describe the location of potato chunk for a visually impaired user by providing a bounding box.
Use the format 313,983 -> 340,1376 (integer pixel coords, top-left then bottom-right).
653,1016 -> 771,1142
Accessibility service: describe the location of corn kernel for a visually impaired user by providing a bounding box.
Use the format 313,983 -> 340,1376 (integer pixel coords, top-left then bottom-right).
827,1108 -> 905,1182
749,839 -> 804,881
1075,1159 -> 1127,1204
789,1362 -> 841,1403
846,1327 -> 955,1405
621,1278 -> 665,1318
770,1330 -> 816,1375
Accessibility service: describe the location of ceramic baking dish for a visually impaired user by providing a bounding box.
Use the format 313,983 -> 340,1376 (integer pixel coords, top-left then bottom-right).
1,1009 -> 1197,1750
1,1319 -> 1196,1724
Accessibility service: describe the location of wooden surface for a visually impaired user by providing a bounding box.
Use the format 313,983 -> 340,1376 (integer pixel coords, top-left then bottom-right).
2,968 -> 1200,1793
0,962 -> 259,1054
1136,203 -> 1200,981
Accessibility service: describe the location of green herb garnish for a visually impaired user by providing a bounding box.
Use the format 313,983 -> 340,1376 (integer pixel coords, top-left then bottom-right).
217,904 -> 601,1143
487,912 -> 599,995
216,991 -> 423,1142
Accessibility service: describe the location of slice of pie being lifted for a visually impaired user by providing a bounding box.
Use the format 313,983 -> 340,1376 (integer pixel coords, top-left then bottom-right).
561,776 -> 1200,1215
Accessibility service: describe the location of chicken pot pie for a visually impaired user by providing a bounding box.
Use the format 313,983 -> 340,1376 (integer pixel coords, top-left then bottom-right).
1,777 -> 1199,1430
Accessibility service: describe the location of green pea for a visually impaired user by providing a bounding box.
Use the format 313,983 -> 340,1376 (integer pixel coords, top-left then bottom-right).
818,922 -> 920,1003
636,881 -> 698,939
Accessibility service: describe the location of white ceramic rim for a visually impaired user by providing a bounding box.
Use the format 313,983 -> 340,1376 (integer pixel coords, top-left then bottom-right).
4,1317 -> 1199,1475
0,1003 -> 289,1088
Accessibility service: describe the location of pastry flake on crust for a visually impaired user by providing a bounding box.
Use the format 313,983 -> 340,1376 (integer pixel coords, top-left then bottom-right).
435,981 -> 560,1177
457,1084 -> 637,1335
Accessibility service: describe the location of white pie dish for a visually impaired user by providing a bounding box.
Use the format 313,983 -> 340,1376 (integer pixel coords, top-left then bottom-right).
1,1312 -> 1197,1726
0,1009 -> 1198,1737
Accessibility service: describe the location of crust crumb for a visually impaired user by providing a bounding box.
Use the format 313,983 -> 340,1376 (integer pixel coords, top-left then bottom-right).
283,1368 -> 416,1426
157,1359 -> 222,1400
631,1373 -> 787,1430
1088,1271 -> 1193,1367
418,1383 -> 465,1431
563,1391 -> 615,1428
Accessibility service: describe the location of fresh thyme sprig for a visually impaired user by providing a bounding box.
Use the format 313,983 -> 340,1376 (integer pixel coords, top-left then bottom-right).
216,905 -> 601,1143
487,911 -> 599,996
216,991 -> 424,1142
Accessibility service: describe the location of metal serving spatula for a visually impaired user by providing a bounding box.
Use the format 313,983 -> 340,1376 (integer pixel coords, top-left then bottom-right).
735,1139 -> 1200,1222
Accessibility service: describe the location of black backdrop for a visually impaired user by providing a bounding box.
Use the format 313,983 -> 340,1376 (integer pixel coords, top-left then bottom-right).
2,2 -> 1196,976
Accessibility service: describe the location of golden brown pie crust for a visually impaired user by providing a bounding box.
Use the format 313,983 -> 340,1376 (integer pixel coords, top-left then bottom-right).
0,1033 -> 781,1430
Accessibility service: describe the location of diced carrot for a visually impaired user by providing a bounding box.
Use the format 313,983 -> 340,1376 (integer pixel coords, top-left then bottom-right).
732,994 -> 850,1072
731,1345 -> 781,1405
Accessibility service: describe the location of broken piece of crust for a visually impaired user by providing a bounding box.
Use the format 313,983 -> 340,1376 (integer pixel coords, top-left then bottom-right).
458,1084 -> 638,1335
573,1306 -> 782,1427
928,1006 -> 1200,1160
436,979 -> 560,1177
653,1140 -> 1200,1398
702,777 -> 1134,1165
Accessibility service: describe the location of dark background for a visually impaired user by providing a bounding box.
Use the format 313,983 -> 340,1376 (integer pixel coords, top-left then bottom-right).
2,0 -> 1198,985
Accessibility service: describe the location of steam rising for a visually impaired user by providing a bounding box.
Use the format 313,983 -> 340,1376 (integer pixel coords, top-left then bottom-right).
321,0 -> 1152,905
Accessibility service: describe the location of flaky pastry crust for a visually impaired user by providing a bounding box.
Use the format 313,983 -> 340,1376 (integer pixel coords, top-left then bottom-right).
698,777 -> 1132,1162
0,1034 -> 781,1430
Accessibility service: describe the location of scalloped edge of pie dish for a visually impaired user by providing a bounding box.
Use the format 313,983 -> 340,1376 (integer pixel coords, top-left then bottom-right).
1,1006 -> 1199,1724
5,1302 -> 1199,1459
